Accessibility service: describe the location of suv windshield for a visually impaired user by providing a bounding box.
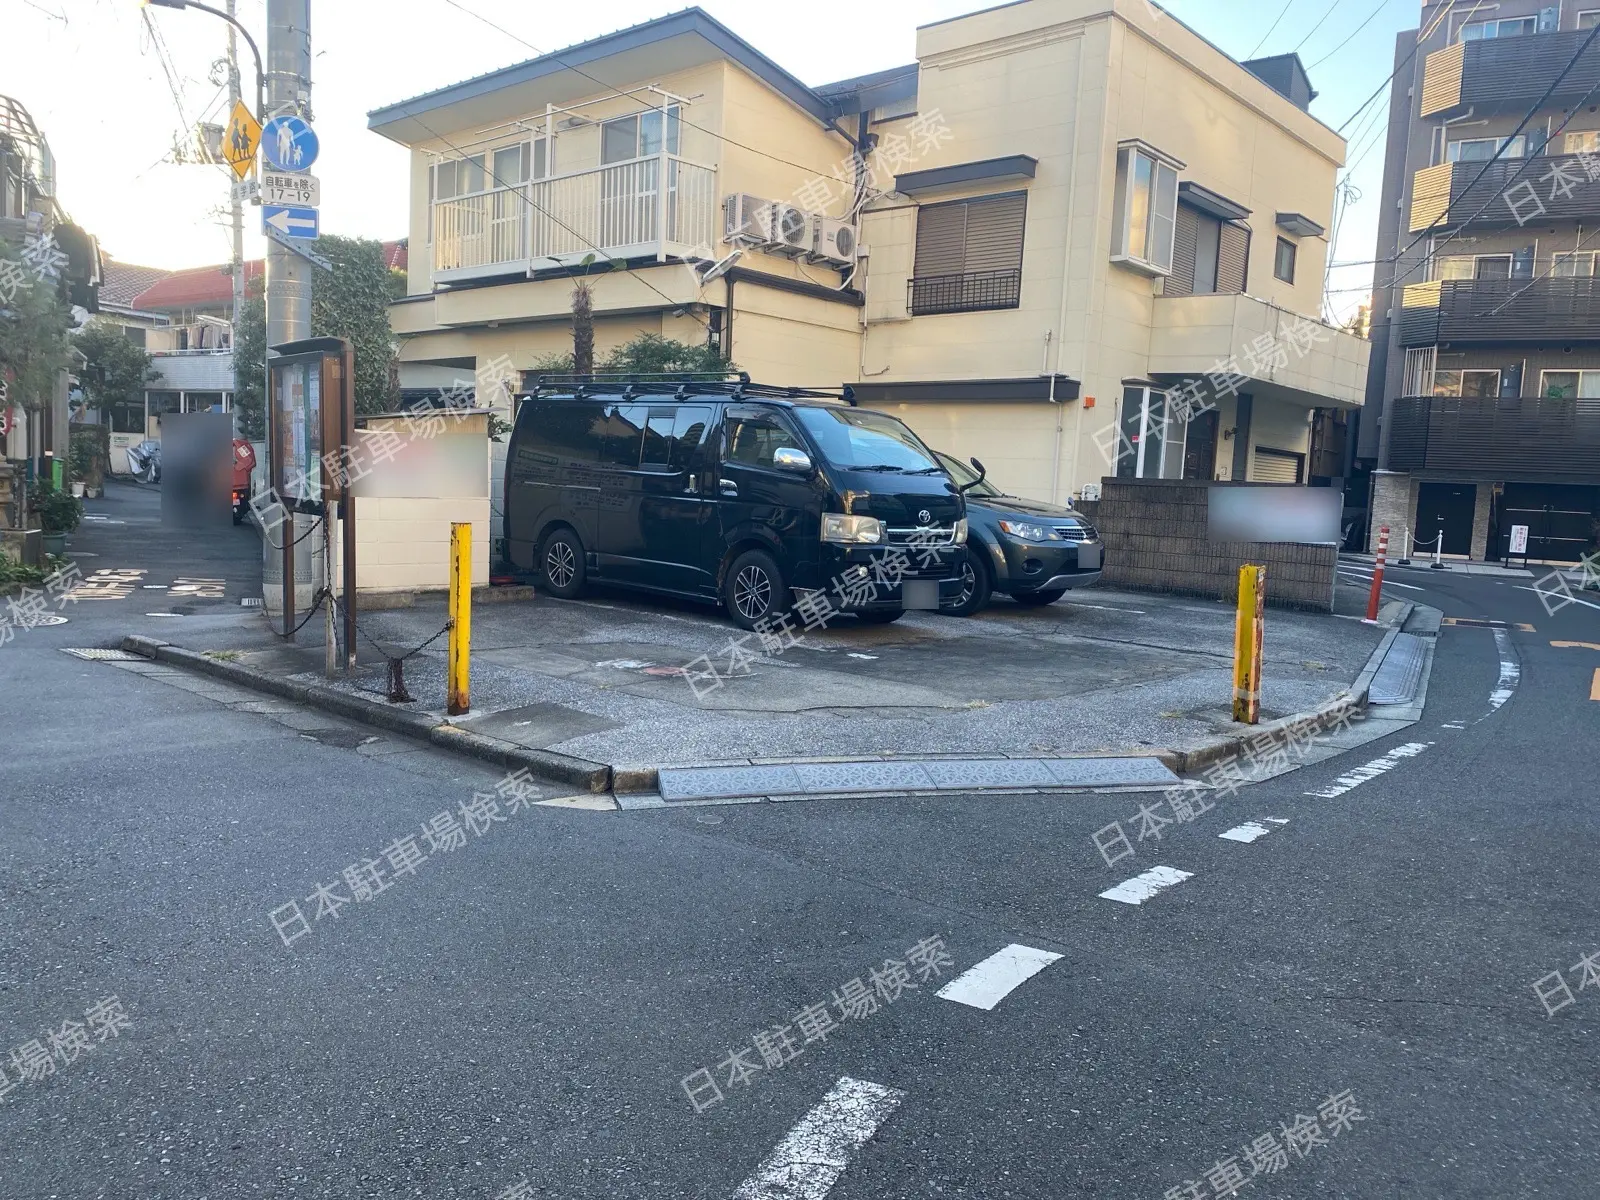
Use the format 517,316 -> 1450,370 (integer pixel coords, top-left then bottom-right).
792,406 -> 944,473
936,452 -> 1002,498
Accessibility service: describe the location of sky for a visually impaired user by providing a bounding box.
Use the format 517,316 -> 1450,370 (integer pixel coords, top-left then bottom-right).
7,0 -> 1416,320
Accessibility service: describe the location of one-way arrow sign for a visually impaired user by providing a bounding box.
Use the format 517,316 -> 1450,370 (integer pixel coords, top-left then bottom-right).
262,204 -> 319,239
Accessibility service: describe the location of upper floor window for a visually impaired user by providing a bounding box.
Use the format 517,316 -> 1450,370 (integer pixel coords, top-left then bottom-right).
909,191 -> 1027,315
1433,369 -> 1500,398
1553,251 -> 1598,276
1543,370 -> 1600,398
1582,12 -> 1600,31
1167,204 -> 1250,297
1460,17 -> 1537,41
1564,130 -> 1600,155
1274,237 -> 1297,284
1446,135 -> 1527,163
1111,143 -> 1181,276
600,107 -> 681,164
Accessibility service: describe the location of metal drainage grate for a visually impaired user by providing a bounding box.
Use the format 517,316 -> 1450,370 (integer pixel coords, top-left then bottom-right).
240,597 -> 262,608
60,648 -> 143,661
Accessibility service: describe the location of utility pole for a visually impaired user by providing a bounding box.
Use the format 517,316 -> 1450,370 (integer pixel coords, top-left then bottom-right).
265,0 -> 311,638
226,0 -> 243,398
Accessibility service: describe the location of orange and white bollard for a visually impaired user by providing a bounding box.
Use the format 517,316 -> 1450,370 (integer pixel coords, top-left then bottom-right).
1365,525 -> 1389,623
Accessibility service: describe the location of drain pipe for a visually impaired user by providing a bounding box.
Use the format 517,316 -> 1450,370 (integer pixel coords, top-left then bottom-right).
1045,330 -> 1065,504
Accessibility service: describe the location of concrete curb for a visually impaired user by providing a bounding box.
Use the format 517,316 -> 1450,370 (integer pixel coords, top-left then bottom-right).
119,634 -> 610,793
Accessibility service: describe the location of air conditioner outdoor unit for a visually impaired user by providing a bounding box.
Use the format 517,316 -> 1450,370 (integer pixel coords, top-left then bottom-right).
808,217 -> 858,266
768,204 -> 811,257
724,193 -> 775,245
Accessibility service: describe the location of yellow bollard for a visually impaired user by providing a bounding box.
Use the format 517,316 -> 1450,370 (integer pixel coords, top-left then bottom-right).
447,522 -> 471,716
1233,564 -> 1265,724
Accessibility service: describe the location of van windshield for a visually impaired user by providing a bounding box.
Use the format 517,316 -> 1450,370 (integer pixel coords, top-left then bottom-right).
792,407 -> 944,474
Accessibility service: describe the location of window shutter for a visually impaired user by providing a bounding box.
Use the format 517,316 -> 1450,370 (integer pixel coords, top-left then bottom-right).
1168,204 -> 1200,296
914,203 -> 967,277
1252,447 -> 1303,483
960,193 -> 1026,273
914,193 -> 1026,278
1217,222 -> 1250,293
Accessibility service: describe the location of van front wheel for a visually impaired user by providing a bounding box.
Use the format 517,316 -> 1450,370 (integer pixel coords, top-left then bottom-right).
541,528 -> 588,599
723,549 -> 786,630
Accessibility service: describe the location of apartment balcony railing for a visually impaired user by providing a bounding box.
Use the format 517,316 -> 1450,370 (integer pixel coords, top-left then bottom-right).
1388,394 -> 1600,480
431,154 -> 717,283
1420,28 -> 1600,118
1398,277 -> 1600,346
1410,153 -> 1600,233
906,268 -> 1022,316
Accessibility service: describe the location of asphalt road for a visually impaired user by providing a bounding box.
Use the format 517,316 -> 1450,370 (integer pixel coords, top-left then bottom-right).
2,483 -> 1597,1198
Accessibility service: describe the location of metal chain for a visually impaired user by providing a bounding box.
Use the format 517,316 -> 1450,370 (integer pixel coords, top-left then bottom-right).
260,586 -> 329,638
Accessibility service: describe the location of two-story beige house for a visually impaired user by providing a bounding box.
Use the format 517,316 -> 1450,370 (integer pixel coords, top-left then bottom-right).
368,0 -> 1368,508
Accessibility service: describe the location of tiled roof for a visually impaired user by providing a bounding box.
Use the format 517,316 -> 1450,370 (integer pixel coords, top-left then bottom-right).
98,259 -> 172,308
131,240 -> 407,311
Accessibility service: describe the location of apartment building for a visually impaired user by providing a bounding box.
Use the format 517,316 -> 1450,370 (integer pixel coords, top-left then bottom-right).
368,1 -> 1367,507
1361,1 -> 1600,562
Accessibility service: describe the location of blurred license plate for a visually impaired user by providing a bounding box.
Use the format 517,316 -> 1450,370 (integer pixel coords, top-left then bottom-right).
902,579 -> 939,610
1078,545 -> 1101,569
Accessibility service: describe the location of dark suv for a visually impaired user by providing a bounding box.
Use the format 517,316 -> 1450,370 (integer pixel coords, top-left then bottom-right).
504,375 -> 969,628
936,452 -> 1104,615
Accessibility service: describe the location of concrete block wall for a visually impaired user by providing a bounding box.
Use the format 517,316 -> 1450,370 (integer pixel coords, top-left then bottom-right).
1091,478 -> 1337,611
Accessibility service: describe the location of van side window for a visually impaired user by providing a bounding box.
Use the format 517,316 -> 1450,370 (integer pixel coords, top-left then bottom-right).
671,407 -> 713,471
599,403 -> 648,467
724,415 -> 795,469
641,408 -> 675,469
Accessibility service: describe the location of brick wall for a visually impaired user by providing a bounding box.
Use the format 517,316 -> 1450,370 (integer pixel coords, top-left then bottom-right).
1087,478 -> 1337,612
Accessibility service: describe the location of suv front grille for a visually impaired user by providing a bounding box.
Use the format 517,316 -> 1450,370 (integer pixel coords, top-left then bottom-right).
1052,523 -> 1098,542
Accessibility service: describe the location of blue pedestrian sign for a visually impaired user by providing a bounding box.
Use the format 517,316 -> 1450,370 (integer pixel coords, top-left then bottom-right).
263,204 -> 319,239
261,114 -> 319,171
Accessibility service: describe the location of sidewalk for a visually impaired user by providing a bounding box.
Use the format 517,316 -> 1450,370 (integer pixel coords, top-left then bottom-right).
138,581 -> 1387,782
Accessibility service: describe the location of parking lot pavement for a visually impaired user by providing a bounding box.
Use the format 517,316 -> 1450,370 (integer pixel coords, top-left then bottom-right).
153,575 -> 1385,773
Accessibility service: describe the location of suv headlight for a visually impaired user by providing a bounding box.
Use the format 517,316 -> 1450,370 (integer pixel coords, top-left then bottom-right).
954,518 -> 968,545
998,520 -> 1060,542
822,513 -> 885,544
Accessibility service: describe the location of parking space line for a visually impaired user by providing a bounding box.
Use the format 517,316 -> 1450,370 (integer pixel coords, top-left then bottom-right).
1098,865 -> 1193,905
1488,628 -> 1519,711
935,944 -> 1063,1010
1303,742 -> 1432,798
732,1076 -> 905,1200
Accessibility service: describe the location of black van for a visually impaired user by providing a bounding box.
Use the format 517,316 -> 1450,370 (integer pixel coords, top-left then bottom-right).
504,375 -> 969,629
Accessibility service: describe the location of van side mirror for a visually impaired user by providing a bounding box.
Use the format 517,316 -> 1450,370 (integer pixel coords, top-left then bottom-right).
773,446 -> 812,473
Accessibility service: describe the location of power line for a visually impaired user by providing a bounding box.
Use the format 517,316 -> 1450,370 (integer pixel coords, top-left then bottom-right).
1294,0 -> 1349,52
435,0 -> 861,187
1307,0 -> 1397,70
1246,0 -> 1300,59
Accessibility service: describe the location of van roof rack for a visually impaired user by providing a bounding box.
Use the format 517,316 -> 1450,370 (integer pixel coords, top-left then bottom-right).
526,373 -> 857,405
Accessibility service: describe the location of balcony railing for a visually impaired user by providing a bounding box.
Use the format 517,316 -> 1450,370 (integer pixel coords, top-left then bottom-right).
1411,154 -> 1600,233
907,268 -> 1022,316
1399,277 -> 1600,346
431,154 -> 717,281
1420,29 -> 1600,118
1388,394 -> 1600,480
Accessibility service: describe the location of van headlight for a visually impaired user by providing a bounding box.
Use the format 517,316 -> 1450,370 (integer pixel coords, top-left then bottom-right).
822,513 -> 885,544
954,518 -> 968,545
998,520 -> 1060,542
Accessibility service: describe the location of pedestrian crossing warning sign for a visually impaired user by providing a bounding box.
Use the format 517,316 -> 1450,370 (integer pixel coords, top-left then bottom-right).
224,101 -> 261,180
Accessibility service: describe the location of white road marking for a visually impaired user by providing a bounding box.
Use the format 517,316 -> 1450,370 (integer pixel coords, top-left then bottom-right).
1339,570 -> 1425,591
1067,603 -> 1148,614
1304,742 -> 1432,798
1263,817 -> 1289,824
732,1076 -> 905,1200
1512,585 -> 1600,612
1099,865 -> 1193,905
1488,628 -> 1519,712
1441,721 -> 1466,730
935,944 -> 1063,1010
846,653 -> 878,660
1218,822 -> 1273,842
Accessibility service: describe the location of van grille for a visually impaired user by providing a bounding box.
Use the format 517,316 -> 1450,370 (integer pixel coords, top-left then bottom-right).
886,525 -> 958,546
